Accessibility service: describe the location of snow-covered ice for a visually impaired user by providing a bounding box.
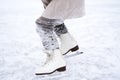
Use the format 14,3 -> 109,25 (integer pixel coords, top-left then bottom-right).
0,0 -> 120,80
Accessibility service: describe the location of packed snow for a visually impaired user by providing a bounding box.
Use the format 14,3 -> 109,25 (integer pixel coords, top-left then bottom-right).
0,0 -> 120,80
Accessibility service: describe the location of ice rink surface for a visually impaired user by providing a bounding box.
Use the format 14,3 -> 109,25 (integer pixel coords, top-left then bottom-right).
0,0 -> 120,80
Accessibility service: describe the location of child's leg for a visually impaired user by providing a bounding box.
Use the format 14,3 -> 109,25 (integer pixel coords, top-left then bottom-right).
54,23 -> 79,55
35,16 -> 66,75
35,16 -> 63,50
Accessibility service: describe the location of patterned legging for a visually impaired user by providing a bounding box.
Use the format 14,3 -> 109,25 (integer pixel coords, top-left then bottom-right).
36,16 -> 68,50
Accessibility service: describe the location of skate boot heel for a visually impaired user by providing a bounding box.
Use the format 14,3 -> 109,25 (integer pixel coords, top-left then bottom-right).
57,66 -> 66,72
70,45 -> 79,52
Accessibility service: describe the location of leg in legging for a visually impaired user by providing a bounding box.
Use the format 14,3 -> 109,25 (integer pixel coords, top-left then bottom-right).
36,16 -> 62,50
35,16 -> 66,75
54,22 -> 79,55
